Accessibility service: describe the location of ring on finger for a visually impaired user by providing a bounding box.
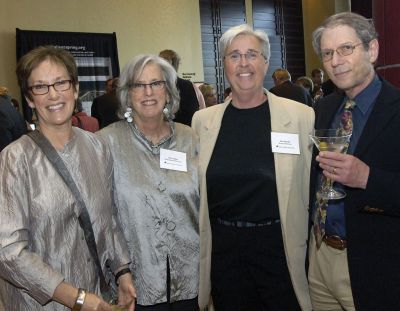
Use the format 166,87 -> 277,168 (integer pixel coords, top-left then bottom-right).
332,167 -> 337,174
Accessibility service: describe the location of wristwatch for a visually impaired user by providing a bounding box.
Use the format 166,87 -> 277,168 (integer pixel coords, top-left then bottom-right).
72,288 -> 86,311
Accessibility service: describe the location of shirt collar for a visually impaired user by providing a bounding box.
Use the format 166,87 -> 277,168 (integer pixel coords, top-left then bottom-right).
347,74 -> 381,114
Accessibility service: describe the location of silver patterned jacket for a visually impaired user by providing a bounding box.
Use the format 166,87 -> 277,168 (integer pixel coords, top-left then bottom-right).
98,121 -> 200,306
0,128 -> 130,311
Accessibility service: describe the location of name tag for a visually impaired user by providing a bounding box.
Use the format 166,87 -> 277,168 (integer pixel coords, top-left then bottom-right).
271,132 -> 300,154
160,148 -> 187,172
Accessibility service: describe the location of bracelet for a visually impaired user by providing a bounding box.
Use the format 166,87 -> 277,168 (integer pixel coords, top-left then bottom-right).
115,268 -> 131,285
71,288 -> 86,311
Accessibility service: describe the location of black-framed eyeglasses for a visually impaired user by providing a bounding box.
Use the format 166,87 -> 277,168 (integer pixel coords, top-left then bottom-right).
28,79 -> 73,95
131,80 -> 166,92
320,43 -> 364,62
225,50 -> 266,63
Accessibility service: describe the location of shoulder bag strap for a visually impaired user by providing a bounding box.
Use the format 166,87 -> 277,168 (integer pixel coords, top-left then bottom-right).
27,130 -> 111,294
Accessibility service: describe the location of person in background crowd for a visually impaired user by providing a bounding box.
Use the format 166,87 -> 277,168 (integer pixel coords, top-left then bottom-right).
105,77 -> 114,93
72,99 -> 99,132
98,54 -> 200,311
309,12 -> 400,311
159,49 -> 203,125
199,83 -> 218,107
223,86 -> 232,101
91,77 -> 121,129
0,87 -> 27,152
10,98 -> 21,109
310,68 -> 325,102
311,68 -> 324,89
296,76 -> 321,109
0,87 -> 8,97
192,24 -> 314,311
296,76 -> 314,98
321,78 -> 338,97
270,68 -> 313,106
0,45 -> 136,311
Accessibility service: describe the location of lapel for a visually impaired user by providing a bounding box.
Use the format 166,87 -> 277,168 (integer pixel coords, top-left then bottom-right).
267,91 -> 297,227
315,91 -> 344,129
198,101 -> 229,178
310,92 -> 344,200
315,79 -> 400,157
354,79 -> 400,156
200,92 -> 311,229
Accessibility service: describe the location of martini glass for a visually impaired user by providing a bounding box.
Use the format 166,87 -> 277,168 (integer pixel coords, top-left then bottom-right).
310,129 -> 352,200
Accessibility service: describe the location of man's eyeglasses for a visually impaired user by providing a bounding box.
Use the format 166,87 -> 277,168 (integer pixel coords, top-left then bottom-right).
28,80 -> 73,95
131,80 -> 166,92
225,50 -> 266,63
320,43 -> 364,62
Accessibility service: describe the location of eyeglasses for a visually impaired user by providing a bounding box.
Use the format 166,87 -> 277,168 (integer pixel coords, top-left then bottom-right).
225,50 -> 266,63
28,80 -> 73,95
131,80 -> 166,92
320,43 -> 364,62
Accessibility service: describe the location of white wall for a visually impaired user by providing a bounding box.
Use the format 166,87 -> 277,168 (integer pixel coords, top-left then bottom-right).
302,0 -> 350,78
0,0 -> 204,101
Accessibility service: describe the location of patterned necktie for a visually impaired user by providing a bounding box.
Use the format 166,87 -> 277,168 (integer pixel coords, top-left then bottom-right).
337,99 -> 356,136
314,99 -> 356,248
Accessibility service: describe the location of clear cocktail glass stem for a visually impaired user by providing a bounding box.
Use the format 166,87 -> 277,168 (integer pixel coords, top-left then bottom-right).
310,129 -> 352,200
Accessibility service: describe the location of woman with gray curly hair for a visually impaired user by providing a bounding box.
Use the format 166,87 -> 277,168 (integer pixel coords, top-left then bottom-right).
98,54 -> 200,310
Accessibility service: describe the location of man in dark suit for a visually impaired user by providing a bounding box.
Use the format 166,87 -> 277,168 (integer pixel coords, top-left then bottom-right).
0,96 -> 27,151
270,68 -> 313,106
159,49 -> 201,126
308,12 -> 400,311
91,77 -> 120,129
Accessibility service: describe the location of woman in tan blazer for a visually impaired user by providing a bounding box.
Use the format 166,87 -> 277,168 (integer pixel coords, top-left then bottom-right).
192,24 -> 314,311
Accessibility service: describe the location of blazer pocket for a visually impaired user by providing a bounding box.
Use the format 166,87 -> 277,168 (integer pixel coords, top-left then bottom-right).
359,205 -> 385,214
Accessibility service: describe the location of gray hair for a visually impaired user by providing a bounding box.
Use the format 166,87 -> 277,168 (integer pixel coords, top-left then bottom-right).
219,24 -> 271,62
118,54 -> 180,121
312,12 -> 378,58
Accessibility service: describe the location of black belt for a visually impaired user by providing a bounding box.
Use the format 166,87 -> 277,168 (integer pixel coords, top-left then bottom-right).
212,218 -> 280,228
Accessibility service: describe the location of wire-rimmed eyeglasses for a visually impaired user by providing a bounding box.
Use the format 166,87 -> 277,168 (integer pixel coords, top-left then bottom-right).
28,80 -> 73,95
225,50 -> 266,63
320,42 -> 364,62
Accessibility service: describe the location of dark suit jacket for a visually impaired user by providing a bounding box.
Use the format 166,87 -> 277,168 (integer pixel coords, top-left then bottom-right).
269,80 -> 313,106
91,92 -> 121,129
174,77 -> 199,126
310,78 -> 400,310
0,97 -> 27,151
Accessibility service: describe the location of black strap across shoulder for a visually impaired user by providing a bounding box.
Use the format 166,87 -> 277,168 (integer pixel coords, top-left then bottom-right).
27,130 -> 111,296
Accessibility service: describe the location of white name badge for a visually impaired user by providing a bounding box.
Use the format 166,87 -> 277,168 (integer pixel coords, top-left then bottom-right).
271,132 -> 300,154
160,148 -> 187,172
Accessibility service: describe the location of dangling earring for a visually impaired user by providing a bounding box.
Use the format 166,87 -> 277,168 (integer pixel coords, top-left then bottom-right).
163,106 -> 169,117
124,107 -> 133,123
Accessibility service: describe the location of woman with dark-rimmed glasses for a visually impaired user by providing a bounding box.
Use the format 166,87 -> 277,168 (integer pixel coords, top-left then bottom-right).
0,45 -> 136,311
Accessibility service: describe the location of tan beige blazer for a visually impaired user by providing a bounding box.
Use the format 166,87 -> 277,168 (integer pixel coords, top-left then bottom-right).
192,91 -> 314,310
